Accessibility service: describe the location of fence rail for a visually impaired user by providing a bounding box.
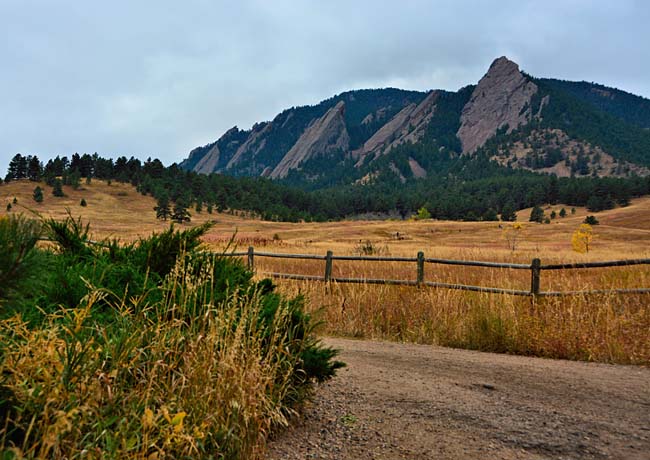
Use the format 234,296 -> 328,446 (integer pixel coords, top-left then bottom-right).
224,247 -> 650,297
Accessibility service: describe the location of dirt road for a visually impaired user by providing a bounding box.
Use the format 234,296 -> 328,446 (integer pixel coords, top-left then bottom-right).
267,338 -> 650,460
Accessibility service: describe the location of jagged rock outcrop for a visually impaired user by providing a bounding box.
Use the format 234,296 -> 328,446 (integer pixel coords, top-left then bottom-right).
194,143 -> 221,174
180,126 -> 248,174
269,101 -> 350,179
457,56 -> 538,154
226,122 -> 273,169
408,157 -> 427,178
354,91 -> 439,164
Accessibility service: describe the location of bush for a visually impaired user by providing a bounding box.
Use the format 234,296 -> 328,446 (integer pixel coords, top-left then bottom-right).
415,207 -> 431,220
354,239 -> 387,256
584,215 -> 599,225
80,198 -> 87,207
1,217 -> 343,457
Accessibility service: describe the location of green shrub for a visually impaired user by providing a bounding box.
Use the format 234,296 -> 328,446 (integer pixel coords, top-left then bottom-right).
0,214 -> 42,302
1,216 -> 343,457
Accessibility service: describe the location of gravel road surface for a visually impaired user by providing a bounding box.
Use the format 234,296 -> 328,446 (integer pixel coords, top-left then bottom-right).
267,337 -> 650,459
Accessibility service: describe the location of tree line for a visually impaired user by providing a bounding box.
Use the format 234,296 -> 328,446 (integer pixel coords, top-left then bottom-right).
4,152 -> 650,223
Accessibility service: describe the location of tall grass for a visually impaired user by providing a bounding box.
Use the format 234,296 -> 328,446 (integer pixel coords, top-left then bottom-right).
274,281 -> 650,364
258,251 -> 650,365
0,214 -> 343,459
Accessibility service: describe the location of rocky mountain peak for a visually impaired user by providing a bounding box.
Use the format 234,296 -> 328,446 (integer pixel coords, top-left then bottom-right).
488,56 -> 520,74
457,56 -> 538,154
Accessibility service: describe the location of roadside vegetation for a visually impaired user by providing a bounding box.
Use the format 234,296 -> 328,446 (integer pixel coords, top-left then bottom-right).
0,213 -> 343,459
279,278 -> 649,365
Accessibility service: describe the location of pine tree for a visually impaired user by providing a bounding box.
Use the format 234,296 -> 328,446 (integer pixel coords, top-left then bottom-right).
171,198 -> 191,223
529,205 -> 545,223
28,155 -> 42,181
559,208 -> 567,218
482,208 -> 499,221
500,203 -> 517,222
80,198 -> 87,207
6,154 -> 28,181
52,179 -> 65,197
33,186 -> 44,203
154,195 -> 172,221
67,170 -> 81,190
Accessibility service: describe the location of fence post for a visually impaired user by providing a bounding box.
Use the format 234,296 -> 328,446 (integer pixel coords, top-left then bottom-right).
530,258 -> 541,296
417,251 -> 424,286
324,250 -> 333,282
247,246 -> 254,271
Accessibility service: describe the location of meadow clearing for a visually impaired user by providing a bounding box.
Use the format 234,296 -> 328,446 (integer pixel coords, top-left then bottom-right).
3,179 -> 650,364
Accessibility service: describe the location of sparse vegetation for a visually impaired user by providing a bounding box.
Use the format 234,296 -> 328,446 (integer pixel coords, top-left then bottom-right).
353,239 -> 387,256
502,222 -> 524,251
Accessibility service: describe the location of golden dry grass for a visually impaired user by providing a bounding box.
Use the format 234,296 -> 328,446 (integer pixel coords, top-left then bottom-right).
0,255 -> 304,458
3,179 -> 650,364
4,179 -> 650,261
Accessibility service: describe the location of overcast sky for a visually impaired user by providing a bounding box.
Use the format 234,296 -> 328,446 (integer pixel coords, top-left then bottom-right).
1,0 -> 649,175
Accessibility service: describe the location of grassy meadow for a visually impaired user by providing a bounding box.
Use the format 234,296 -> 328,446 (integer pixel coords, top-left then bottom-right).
2,179 -> 650,365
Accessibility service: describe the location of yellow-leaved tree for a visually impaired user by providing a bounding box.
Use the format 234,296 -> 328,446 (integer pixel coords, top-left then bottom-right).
572,223 -> 593,253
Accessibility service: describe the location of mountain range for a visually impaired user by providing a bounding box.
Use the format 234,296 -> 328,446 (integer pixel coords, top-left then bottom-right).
180,57 -> 650,188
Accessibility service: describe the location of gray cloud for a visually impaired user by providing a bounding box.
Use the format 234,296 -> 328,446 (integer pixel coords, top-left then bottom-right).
1,0 -> 649,175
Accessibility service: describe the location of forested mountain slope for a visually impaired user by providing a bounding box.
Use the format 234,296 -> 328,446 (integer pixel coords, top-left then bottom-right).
182,57 -> 650,187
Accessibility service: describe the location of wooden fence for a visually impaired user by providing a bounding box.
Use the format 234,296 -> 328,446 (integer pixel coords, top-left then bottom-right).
40,238 -> 650,297
223,247 -> 650,297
